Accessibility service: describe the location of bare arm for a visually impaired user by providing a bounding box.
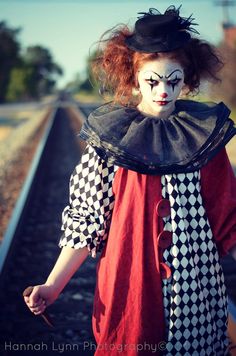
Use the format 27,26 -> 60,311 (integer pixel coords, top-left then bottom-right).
45,245 -> 89,295
24,246 -> 89,315
24,145 -> 117,315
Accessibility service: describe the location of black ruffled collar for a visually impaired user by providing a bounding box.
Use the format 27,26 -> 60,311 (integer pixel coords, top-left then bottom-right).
79,99 -> 236,174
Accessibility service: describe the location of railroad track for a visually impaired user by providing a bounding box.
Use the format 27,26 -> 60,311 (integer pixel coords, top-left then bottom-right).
0,100 -> 235,355
0,103 -> 98,356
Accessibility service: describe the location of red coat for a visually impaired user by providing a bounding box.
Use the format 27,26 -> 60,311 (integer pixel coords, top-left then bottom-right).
201,148 -> 236,257
92,148 -> 236,356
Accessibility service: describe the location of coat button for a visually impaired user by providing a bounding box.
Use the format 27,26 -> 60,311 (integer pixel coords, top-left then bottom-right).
157,231 -> 172,249
156,199 -> 170,217
160,262 -> 172,279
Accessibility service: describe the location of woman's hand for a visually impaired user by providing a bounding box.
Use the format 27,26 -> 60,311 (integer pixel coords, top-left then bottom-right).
23,284 -> 58,315
23,245 -> 89,316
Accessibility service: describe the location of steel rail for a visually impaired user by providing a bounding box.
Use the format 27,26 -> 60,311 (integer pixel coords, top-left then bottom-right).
0,106 -> 57,276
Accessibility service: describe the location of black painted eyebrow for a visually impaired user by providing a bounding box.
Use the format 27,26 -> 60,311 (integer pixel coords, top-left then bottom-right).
143,69 -> 183,80
165,69 -> 183,79
143,71 -> 163,79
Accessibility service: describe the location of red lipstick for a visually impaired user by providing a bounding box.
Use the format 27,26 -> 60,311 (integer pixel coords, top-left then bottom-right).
154,101 -> 171,106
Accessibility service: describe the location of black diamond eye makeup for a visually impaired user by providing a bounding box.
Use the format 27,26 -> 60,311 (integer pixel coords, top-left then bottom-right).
137,59 -> 185,117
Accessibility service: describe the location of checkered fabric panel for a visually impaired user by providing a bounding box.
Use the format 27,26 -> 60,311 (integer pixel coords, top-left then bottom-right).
161,172 -> 229,356
59,145 -> 118,257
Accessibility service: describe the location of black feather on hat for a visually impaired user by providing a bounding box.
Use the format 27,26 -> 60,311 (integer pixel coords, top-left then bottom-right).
125,5 -> 199,53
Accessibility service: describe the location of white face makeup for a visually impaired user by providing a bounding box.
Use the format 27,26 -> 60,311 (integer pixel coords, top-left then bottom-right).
137,58 -> 185,118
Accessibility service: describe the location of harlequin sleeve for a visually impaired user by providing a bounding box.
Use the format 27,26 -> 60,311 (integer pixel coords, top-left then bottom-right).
58,145 -> 118,258
200,147 -> 236,258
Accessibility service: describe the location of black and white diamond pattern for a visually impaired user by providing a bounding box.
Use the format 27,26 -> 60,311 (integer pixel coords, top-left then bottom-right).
161,172 -> 229,356
59,146 -> 230,354
59,145 -> 118,257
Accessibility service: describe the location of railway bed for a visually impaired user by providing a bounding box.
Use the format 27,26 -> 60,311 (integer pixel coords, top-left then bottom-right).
0,105 -> 97,356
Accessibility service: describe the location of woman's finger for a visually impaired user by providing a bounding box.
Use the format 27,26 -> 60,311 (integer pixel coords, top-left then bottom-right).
33,307 -> 46,316
30,298 -> 45,308
30,299 -> 46,310
24,296 -> 30,304
30,304 -> 46,315
28,286 -> 41,307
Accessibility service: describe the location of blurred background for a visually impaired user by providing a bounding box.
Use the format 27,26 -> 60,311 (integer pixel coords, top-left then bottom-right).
0,0 -> 236,105
0,1 -> 236,355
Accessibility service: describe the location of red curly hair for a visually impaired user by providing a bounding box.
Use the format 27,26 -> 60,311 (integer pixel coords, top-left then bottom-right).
91,25 -> 223,105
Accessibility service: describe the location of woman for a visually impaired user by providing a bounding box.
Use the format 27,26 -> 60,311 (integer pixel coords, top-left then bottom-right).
24,6 -> 236,355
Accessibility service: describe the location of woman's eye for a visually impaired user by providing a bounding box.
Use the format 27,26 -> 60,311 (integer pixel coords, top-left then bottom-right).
168,79 -> 181,85
146,79 -> 159,85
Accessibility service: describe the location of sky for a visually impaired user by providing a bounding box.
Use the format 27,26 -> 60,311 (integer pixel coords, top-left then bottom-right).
0,0 -> 235,88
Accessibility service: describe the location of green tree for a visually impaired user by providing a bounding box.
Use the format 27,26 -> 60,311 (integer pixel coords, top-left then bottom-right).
22,45 -> 63,98
6,66 -> 33,101
0,21 -> 21,102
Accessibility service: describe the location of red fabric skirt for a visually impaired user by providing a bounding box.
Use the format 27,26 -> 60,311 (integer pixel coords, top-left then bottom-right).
92,168 -> 166,355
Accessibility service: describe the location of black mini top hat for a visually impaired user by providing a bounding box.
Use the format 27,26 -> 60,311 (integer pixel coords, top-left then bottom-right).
125,5 -> 199,53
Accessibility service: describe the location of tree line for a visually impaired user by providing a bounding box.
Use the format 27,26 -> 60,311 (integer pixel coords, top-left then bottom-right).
1,20 -> 235,109
0,21 -> 63,103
